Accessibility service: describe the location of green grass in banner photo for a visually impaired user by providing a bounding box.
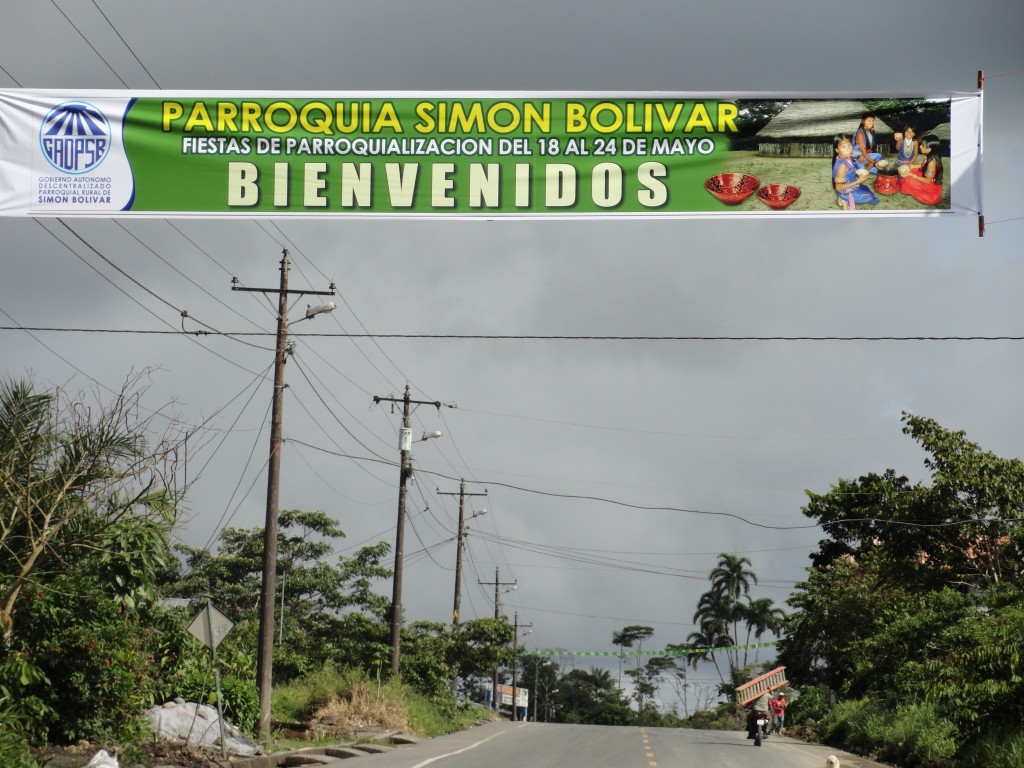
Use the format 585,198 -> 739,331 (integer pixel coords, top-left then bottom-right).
121,97 -> 733,215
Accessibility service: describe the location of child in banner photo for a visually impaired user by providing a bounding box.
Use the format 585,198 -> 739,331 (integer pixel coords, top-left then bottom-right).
893,124 -> 919,169
898,134 -> 943,206
852,113 -> 884,174
832,134 -> 879,210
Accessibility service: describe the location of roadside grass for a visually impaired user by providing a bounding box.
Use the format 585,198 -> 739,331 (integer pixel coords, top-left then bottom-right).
269,665 -> 490,752
706,151 -> 950,213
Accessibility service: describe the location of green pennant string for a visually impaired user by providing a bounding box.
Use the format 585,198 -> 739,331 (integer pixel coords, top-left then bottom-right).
523,640 -> 779,657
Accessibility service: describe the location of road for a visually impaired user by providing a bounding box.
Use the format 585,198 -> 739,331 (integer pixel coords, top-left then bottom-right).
360,721 -> 884,768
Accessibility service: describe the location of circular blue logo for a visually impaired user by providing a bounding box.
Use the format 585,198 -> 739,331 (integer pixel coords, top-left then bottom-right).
39,101 -> 112,174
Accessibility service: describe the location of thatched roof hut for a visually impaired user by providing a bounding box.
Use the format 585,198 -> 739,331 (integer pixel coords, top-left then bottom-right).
917,121 -> 950,156
755,100 -> 894,157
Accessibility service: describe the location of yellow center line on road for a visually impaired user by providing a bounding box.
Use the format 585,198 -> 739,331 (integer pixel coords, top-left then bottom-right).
640,729 -> 656,766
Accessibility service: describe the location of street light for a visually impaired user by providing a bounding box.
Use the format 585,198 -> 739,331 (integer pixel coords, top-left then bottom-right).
303,301 -> 336,320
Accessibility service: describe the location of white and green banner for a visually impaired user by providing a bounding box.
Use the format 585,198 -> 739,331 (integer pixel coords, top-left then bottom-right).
0,90 -> 982,218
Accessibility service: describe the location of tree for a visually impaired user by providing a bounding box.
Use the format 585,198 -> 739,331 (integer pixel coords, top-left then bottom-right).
553,667 -> 632,725
625,655 -> 679,722
519,654 -> 560,721
612,625 -> 654,703
684,617 -> 731,690
0,377 -> 182,634
803,414 -> 1024,592
166,509 -> 392,683
779,414 -> 1024,760
690,554 -> 758,675
739,596 -> 785,665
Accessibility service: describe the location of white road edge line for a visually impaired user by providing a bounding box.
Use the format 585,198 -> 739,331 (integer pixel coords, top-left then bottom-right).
411,723 -> 527,768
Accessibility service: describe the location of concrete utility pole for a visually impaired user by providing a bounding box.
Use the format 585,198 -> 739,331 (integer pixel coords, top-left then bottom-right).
479,567 -> 517,712
437,480 -> 486,626
372,385 -> 443,675
232,249 -> 335,741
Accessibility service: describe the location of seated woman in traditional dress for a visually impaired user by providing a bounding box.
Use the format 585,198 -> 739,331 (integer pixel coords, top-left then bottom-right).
852,113 -> 884,174
833,134 -> 879,210
893,124 -> 919,169
899,134 -> 943,206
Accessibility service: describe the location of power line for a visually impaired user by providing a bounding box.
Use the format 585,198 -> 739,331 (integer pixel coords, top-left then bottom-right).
8,326 -> 1024,342
48,0 -> 129,87
89,0 -> 161,87
0,62 -> 23,86
283,437 -> 1021,533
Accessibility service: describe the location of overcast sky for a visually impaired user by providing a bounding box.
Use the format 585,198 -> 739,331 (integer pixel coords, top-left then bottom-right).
2,0 -> 1022,706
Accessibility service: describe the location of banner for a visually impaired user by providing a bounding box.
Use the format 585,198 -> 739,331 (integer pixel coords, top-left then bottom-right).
0,90 -> 982,219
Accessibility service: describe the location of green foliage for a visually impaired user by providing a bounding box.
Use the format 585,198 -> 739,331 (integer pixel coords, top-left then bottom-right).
11,583 -> 163,743
172,660 -> 260,734
552,667 -> 632,725
820,699 -> 956,768
400,622 -> 458,708
0,377 -> 180,632
960,728 -> 1024,768
448,617 -> 514,681
272,664 -> 361,722
920,589 -> 1024,740
783,414 -> 1024,764
270,664 -> 478,738
680,701 -> 744,730
0,697 -> 49,768
784,683 -> 832,726
689,554 -> 782,688
164,510 -> 393,686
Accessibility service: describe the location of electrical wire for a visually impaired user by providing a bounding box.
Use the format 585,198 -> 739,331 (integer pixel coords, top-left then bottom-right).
48,0 -> 129,86
0,62 -> 22,86
89,0 -> 161,87
10,326 -> 1024,343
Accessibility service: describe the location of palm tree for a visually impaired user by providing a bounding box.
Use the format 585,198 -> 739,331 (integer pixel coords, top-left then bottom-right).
612,625 -> 653,691
682,627 -> 730,689
739,596 -> 785,665
708,554 -> 757,669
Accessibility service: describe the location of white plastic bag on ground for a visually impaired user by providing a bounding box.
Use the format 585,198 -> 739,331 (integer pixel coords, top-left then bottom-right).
85,750 -> 119,768
144,700 -> 260,756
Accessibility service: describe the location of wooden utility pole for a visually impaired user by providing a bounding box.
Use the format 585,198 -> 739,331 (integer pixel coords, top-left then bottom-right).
511,611 -> 533,721
232,249 -> 334,740
372,386 -> 443,675
480,567 -> 517,712
437,480 -> 486,626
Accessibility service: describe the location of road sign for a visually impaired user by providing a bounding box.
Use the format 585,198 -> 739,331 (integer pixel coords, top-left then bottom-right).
187,602 -> 235,651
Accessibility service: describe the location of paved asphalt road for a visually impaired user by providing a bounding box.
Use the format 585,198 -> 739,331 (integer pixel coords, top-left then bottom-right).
357,721 -> 886,768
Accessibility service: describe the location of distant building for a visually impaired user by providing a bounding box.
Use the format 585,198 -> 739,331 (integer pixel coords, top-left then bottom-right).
755,99 -> 893,158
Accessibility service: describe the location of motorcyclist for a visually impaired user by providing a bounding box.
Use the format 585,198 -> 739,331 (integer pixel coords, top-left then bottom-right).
746,688 -> 772,740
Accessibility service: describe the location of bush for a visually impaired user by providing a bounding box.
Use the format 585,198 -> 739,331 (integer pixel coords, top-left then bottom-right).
820,698 -> 957,768
12,585 -> 163,743
960,727 -> 1024,768
786,683 -> 833,725
0,697 -> 49,768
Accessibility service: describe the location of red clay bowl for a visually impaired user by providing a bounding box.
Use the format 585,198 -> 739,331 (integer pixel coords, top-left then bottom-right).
756,184 -> 801,210
704,173 -> 760,204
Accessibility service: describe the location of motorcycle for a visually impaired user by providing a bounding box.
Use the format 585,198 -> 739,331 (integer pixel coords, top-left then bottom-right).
753,712 -> 770,747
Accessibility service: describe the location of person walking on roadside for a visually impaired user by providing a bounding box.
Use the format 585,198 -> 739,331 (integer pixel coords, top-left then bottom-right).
769,691 -> 787,734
